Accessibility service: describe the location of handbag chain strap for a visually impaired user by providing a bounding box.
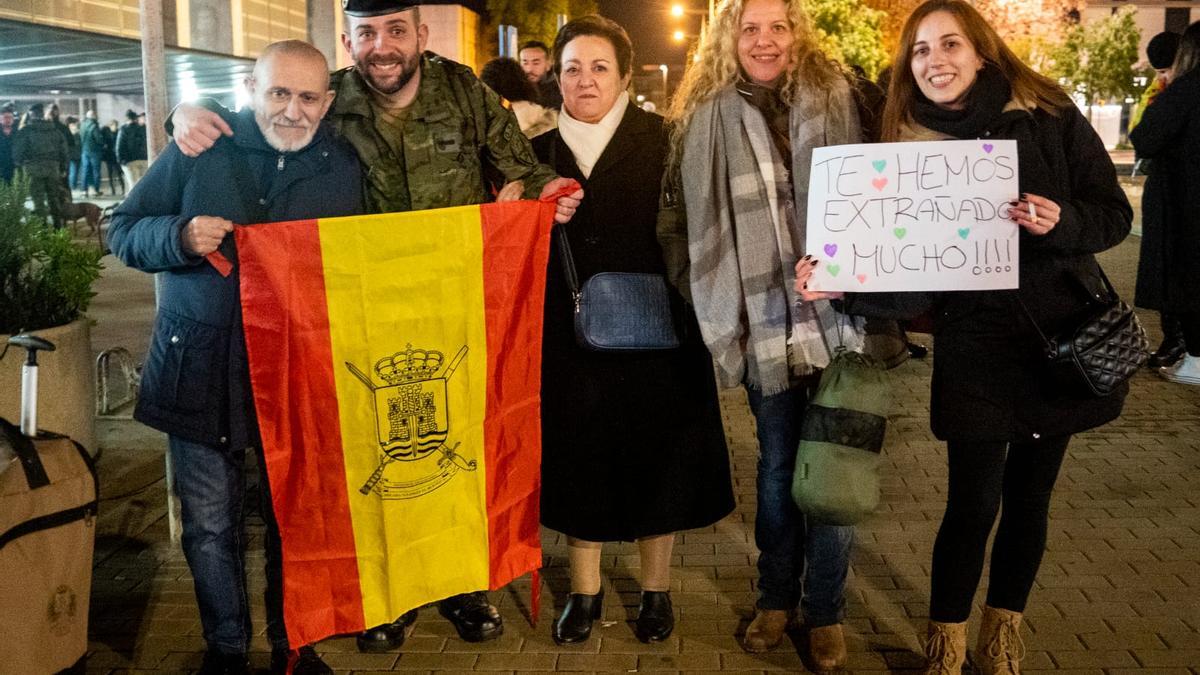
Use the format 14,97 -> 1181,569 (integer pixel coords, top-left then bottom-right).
1013,265 -> 1118,348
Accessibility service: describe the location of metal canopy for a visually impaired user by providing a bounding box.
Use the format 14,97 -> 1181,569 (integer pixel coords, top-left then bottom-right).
0,18 -> 254,102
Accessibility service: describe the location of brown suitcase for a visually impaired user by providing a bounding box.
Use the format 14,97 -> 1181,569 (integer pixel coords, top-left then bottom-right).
0,418 -> 98,675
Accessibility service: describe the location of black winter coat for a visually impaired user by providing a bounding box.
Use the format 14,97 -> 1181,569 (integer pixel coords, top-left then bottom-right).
116,122 -> 147,164
108,109 -> 364,448
532,103 -> 734,541
853,103 -> 1132,442
1131,68 -> 1200,313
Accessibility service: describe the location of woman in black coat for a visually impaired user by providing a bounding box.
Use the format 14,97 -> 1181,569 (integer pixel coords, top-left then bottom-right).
533,16 -> 733,646
1131,21 -> 1200,386
798,2 -> 1132,672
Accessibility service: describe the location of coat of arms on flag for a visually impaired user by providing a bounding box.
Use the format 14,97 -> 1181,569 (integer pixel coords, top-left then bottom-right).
236,198 -> 558,647
346,344 -> 475,499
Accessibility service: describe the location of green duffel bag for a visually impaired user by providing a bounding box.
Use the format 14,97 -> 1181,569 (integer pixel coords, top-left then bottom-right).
791,348 -> 891,525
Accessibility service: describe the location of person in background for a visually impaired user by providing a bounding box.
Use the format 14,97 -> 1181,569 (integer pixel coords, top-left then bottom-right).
480,56 -> 558,138
108,40 -> 361,675
663,0 -> 871,668
520,40 -> 564,109
12,102 -> 68,228
79,109 -> 105,197
531,14 -> 733,647
101,119 -> 125,196
1132,21 -> 1200,385
66,114 -> 82,193
799,2 -> 1132,672
1132,31 -> 1185,368
116,109 -> 148,189
0,102 -> 15,184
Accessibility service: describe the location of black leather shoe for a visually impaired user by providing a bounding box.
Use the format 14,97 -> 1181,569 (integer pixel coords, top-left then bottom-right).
552,589 -> 604,645
198,650 -> 250,675
438,591 -> 504,642
271,646 -> 333,675
356,609 -> 418,653
1149,339 -> 1186,368
634,591 -> 674,643
906,342 -> 929,359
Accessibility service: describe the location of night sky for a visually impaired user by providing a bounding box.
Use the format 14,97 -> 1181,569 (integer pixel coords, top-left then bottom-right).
596,0 -> 706,70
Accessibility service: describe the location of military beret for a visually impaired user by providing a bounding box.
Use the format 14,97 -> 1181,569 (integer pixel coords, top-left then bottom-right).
342,0 -> 420,17
1147,31 -> 1181,69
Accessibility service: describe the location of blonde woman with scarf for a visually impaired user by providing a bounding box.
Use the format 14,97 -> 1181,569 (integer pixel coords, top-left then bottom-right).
660,0 -> 869,669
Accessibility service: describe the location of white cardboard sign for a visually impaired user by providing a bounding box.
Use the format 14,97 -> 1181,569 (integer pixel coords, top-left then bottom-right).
805,139 -> 1020,292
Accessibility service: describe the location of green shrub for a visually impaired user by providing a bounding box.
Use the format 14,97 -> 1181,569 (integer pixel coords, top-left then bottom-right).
0,177 -> 103,334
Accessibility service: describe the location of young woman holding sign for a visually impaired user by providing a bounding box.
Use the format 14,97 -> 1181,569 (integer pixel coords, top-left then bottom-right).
797,1 -> 1132,673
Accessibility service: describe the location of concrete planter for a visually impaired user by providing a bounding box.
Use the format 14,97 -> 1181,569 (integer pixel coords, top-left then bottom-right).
1,319 -> 97,456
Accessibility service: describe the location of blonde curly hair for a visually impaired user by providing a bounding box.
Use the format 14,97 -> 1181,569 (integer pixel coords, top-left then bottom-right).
666,0 -> 845,167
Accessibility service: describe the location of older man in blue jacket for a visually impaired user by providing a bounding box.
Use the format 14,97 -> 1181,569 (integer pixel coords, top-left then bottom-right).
108,40 -> 361,675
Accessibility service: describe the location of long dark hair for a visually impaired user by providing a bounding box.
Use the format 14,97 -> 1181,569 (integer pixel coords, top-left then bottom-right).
480,57 -> 537,103
881,0 -> 1072,140
1172,20 -> 1200,80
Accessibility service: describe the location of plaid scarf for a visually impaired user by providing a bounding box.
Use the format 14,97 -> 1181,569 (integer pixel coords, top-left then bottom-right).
682,79 -> 865,395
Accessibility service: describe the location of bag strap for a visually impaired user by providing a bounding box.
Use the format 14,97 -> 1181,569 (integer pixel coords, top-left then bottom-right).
554,227 -> 582,298
547,136 -> 583,300
1013,264 -> 1118,347
0,417 -> 50,490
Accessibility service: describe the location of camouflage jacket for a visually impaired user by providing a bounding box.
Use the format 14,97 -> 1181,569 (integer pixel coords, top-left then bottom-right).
328,52 -> 557,213
12,119 -> 68,171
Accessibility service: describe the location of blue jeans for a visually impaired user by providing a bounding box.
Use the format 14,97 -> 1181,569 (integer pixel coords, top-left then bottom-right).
68,160 -> 80,190
169,436 -> 287,654
80,152 -> 102,192
745,383 -> 853,627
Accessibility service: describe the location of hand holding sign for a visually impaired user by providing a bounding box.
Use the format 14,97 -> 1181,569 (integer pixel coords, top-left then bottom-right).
805,140 -> 1020,292
794,256 -> 842,301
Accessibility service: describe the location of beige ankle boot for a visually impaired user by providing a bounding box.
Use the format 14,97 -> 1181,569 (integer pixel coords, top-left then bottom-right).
974,606 -> 1025,675
922,620 -> 967,675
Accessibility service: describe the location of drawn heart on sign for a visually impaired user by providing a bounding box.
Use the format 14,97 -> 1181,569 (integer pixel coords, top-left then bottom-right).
824,243 -> 838,257
871,177 -> 888,192
856,274 -> 868,284
827,264 -> 841,277
872,159 -> 887,173
893,228 -> 907,240
983,143 -> 994,154
958,228 -> 971,240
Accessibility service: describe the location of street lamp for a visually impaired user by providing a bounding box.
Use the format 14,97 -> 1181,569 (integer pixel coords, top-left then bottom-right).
673,29 -> 686,42
660,64 -> 669,97
671,4 -> 685,18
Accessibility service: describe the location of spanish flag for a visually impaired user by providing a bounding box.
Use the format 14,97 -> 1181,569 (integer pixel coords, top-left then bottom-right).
235,196 -> 558,647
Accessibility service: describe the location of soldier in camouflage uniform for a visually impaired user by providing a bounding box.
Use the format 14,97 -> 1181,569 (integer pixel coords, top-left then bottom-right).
170,0 -> 583,658
12,102 -> 68,228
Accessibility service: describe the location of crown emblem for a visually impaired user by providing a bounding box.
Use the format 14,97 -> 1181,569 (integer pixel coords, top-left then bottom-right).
375,344 -> 444,384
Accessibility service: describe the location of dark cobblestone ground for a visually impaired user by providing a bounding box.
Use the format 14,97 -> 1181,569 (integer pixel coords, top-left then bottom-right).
80,234 -> 1200,674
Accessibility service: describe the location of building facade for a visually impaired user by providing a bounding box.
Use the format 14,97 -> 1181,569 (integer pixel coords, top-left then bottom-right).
0,0 -> 484,120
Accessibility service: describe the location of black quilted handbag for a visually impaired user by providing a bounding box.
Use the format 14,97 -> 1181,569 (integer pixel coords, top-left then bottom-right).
1018,267 -> 1150,397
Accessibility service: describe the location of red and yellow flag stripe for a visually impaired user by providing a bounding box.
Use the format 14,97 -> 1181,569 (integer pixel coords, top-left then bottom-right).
236,199 -> 556,647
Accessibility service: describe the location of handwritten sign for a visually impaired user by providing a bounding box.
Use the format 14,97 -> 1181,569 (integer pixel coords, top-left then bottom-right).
805,140 -> 1020,292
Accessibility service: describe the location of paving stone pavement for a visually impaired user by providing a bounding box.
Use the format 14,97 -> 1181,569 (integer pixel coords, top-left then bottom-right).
78,236 -> 1200,674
